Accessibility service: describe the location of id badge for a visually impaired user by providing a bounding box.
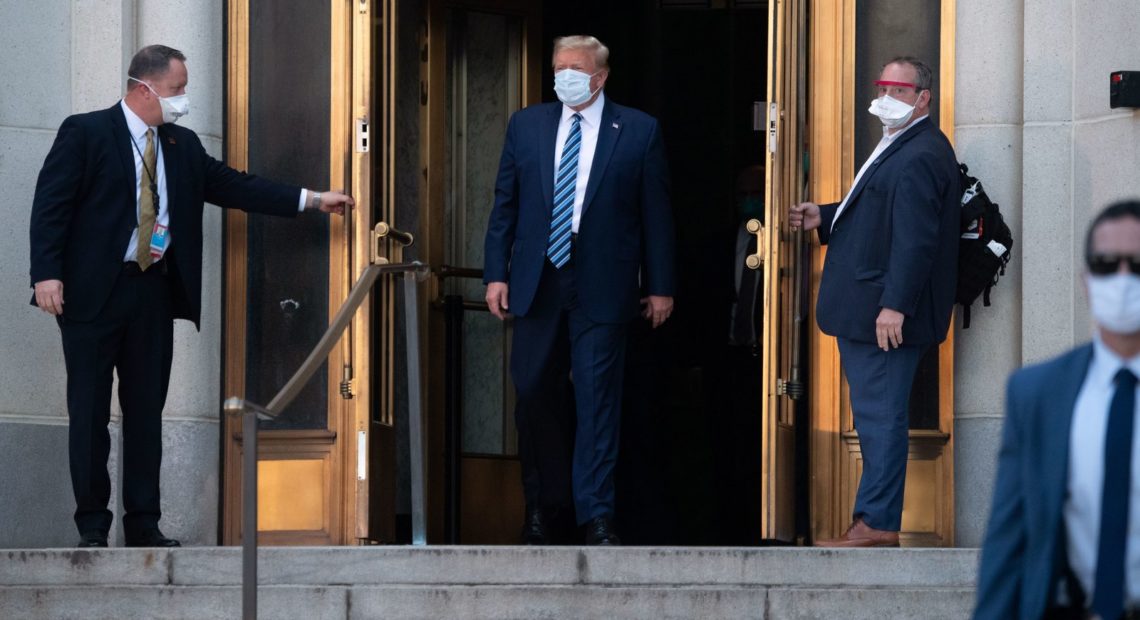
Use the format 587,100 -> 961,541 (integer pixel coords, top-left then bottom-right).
149,223 -> 169,260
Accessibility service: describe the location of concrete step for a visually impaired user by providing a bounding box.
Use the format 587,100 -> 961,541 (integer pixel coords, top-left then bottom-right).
0,546 -> 980,619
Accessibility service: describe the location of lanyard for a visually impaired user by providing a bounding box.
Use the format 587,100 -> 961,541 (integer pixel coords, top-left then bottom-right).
130,129 -> 160,209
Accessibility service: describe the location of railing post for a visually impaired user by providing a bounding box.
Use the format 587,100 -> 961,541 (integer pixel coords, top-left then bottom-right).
224,261 -> 427,619
242,408 -> 258,620
443,294 -> 464,543
404,270 -> 427,545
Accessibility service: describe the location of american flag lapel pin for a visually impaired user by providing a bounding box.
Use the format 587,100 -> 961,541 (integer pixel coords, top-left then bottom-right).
612,122 -> 620,129
167,136 -> 176,144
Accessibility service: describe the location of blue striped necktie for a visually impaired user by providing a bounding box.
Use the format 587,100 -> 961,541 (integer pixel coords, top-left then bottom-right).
1092,367 -> 1137,620
547,113 -> 582,268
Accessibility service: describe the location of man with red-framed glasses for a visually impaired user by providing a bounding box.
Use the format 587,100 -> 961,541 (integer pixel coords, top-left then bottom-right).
789,56 -> 960,547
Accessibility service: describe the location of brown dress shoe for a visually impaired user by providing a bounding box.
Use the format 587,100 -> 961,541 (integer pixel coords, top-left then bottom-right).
814,518 -> 899,548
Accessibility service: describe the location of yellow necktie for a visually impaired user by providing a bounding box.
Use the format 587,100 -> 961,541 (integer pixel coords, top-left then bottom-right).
136,128 -> 157,269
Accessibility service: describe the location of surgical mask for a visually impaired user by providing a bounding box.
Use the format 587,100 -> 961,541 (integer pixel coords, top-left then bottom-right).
1087,272 -> 1140,334
868,94 -> 915,129
554,69 -> 599,107
130,76 -> 190,124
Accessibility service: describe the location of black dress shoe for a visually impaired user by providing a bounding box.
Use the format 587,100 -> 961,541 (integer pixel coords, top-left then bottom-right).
584,516 -> 620,546
124,528 -> 181,548
77,531 -> 108,548
521,507 -> 549,545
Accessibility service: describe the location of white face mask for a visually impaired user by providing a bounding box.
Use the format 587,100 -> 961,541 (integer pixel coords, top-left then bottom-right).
554,69 -> 599,107
131,76 -> 190,124
868,94 -> 915,129
1087,272 -> 1140,335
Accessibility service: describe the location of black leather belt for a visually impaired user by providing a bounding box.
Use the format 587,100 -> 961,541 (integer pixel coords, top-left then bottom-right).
122,259 -> 167,276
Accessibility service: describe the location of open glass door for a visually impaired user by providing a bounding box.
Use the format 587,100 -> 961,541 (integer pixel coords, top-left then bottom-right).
223,0 -> 387,545
759,0 -> 808,543
421,0 -> 541,543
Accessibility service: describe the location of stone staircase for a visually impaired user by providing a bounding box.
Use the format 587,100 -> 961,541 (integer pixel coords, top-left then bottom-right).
0,546 -> 979,619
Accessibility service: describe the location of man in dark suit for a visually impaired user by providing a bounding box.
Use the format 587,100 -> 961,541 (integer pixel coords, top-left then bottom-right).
483,35 -> 676,545
28,45 -> 352,548
975,201 -> 1140,620
789,56 -> 959,547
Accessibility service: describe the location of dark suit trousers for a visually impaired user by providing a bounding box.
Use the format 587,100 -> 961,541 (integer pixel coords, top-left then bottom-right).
511,259 -> 628,525
58,263 -> 174,535
837,337 -> 926,532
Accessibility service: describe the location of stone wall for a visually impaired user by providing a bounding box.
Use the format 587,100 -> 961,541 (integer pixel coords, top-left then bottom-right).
954,0 -> 1140,546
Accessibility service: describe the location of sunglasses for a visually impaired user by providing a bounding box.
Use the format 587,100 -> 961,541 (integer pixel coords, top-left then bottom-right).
1087,253 -> 1140,275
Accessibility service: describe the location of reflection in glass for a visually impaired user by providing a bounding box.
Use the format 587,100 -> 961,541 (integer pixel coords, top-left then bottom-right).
245,0 -> 331,430
445,9 -> 522,455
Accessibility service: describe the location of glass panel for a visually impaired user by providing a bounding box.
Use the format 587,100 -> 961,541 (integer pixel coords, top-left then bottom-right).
854,0 -> 941,162
445,9 -> 522,455
245,0 -> 331,430
855,0 -> 942,431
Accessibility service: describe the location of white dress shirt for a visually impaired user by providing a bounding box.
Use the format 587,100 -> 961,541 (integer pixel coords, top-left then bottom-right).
553,92 -> 605,234
831,114 -> 929,231
1064,334 -> 1140,606
120,101 -> 308,263
120,101 -> 171,262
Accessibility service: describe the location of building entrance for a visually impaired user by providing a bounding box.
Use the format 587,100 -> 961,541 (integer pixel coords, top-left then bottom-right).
221,0 -> 958,548
419,0 -> 804,545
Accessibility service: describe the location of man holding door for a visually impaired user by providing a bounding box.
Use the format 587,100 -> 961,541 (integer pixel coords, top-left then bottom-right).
29,44 -> 353,547
789,56 -> 959,547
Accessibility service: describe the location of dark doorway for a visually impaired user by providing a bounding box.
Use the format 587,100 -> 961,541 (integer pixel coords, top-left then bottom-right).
543,1 -> 772,545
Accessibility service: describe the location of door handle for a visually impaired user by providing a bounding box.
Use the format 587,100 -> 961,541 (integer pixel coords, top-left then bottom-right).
371,221 -> 415,264
745,218 -> 765,270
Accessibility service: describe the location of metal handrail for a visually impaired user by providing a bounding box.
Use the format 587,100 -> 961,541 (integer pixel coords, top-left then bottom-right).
224,256 -> 428,620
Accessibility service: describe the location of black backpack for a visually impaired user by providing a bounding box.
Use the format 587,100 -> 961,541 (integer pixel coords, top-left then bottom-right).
956,163 -> 1013,328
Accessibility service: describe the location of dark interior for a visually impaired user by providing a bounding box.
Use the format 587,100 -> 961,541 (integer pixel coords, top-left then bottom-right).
544,1 -> 773,545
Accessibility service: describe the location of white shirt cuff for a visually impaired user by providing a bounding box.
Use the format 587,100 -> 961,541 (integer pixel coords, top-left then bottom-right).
298,189 -> 309,212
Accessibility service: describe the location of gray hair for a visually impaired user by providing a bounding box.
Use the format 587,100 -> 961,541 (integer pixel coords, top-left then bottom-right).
127,45 -> 187,90
883,56 -> 933,91
552,35 -> 609,70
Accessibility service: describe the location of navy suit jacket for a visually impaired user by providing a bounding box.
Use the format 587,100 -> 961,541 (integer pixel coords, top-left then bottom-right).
974,344 -> 1095,620
483,98 -> 676,324
29,103 -> 300,328
815,117 -> 960,346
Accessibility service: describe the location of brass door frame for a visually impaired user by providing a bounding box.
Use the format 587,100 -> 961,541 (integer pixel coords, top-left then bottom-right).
807,0 -> 957,545
222,0 -> 361,545
760,0 -> 807,543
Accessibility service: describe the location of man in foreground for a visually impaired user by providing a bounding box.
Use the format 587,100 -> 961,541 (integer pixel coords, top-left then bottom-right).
975,200 -> 1140,620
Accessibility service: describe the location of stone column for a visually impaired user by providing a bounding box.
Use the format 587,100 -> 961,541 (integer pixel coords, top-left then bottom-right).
0,0 -> 227,547
138,0 -> 227,545
952,0 -> 1025,547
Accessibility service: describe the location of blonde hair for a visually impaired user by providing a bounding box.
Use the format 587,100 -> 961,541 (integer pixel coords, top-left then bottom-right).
552,35 -> 610,70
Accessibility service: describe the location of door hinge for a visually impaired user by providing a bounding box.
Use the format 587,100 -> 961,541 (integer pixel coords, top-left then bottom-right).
356,116 -> 370,153
768,102 -> 779,153
777,377 -> 806,400
340,364 -> 355,399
